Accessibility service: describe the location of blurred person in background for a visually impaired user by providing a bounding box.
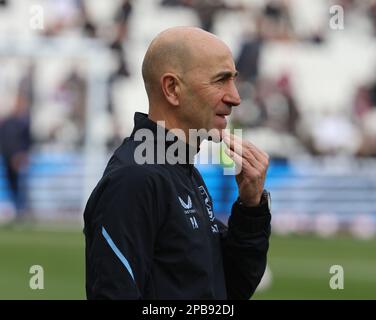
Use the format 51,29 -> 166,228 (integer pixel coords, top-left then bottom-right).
187,0 -> 243,33
235,10 -> 266,84
353,82 -> 376,156
106,0 -> 133,115
106,0 -> 133,152
55,67 -> 87,148
0,92 -> 32,219
258,0 -> 293,41
84,26 -> 271,300
108,0 -> 133,79
105,1 -> 133,151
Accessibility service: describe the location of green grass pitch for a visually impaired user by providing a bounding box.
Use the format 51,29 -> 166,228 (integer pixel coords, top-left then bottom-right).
0,225 -> 375,300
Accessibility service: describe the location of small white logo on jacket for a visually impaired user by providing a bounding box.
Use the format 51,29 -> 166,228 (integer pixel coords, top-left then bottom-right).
178,195 -> 192,209
178,195 -> 197,215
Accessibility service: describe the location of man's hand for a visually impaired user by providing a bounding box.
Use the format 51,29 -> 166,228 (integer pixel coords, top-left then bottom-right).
223,132 -> 269,207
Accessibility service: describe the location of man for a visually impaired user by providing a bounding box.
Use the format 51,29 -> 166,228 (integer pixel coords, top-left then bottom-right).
0,95 -> 31,217
84,26 -> 271,300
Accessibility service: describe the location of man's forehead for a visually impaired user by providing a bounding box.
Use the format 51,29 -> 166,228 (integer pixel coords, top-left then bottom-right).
200,53 -> 236,74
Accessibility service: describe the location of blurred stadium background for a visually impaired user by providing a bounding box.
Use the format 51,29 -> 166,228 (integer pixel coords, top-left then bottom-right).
0,0 -> 375,299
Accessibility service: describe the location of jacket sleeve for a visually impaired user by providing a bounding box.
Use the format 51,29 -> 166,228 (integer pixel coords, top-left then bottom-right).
84,167 -> 168,299
219,199 -> 271,300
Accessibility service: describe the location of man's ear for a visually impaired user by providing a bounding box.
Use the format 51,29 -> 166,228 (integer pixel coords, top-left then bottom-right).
160,73 -> 180,106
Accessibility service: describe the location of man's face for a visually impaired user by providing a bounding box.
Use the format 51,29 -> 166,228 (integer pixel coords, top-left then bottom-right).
178,47 -> 241,141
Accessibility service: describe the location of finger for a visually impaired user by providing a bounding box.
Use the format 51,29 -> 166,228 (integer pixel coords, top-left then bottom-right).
224,146 -> 259,176
223,131 -> 268,160
224,146 -> 244,174
223,134 -> 267,170
223,132 -> 243,155
225,147 -> 265,180
224,141 -> 260,171
222,132 -> 257,158
228,133 -> 269,163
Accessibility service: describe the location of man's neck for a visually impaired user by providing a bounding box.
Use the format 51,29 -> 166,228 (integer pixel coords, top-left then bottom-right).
148,109 -> 198,149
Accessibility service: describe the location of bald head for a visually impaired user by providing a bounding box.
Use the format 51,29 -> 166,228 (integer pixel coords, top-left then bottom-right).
142,26 -> 230,98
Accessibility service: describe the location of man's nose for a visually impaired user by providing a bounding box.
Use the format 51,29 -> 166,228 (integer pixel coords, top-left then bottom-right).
223,81 -> 241,107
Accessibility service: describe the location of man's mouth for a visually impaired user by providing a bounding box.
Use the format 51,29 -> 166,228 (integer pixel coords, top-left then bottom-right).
215,114 -> 229,127
216,112 -> 231,118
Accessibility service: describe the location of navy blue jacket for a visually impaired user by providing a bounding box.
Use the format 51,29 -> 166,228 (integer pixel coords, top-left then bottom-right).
84,112 -> 271,299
